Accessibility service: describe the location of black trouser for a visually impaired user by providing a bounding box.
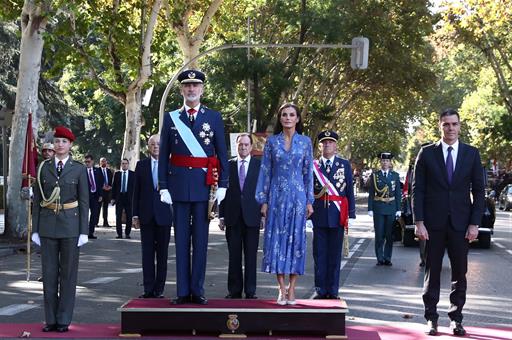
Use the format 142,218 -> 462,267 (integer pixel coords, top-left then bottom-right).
101,191 -> 111,226
225,215 -> 259,297
115,193 -> 132,237
140,218 -> 171,295
423,222 -> 469,323
88,193 -> 101,236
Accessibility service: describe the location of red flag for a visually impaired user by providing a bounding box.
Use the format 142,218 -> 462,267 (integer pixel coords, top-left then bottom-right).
22,113 -> 38,187
402,169 -> 410,197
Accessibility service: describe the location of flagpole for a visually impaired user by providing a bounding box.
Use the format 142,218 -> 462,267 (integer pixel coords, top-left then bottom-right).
26,176 -> 32,282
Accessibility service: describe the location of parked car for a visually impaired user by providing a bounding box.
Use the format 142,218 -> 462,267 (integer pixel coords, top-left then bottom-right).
498,184 -> 512,211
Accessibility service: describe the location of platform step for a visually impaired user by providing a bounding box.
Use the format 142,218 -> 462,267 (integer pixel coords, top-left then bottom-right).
118,298 -> 348,337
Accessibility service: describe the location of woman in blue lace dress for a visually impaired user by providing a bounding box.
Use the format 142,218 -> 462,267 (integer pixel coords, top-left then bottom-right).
255,103 -> 314,305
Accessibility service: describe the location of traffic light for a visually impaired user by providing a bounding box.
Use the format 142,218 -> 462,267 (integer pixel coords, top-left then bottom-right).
351,37 -> 369,70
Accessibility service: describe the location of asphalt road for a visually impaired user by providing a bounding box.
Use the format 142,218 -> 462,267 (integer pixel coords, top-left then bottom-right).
1,197 -> 511,329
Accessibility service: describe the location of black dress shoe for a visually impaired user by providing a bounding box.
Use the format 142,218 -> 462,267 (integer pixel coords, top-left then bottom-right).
42,324 -> 56,332
426,320 -> 438,336
191,295 -> 208,305
245,294 -> 257,299
153,292 -> 164,298
88,235 -> 97,239
139,292 -> 154,298
327,294 -> 341,300
450,321 -> 466,336
376,261 -> 384,266
116,235 -> 122,239
225,293 -> 242,299
125,235 -> 131,239
172,296 -> 190,304
384,260 -> 393,266
56,325 -> 69,332
312,293 -> 327,299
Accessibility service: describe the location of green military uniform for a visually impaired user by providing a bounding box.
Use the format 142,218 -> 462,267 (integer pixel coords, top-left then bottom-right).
368,153 -> 401,265
33,156 -> 89,327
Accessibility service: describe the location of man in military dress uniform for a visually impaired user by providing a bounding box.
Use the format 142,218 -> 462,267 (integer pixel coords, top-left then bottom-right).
41,142 -> 55,160
368,152 -> 401,266
31,126 -> 89,332
158,69 -> 229,305
310,131 -> 356,299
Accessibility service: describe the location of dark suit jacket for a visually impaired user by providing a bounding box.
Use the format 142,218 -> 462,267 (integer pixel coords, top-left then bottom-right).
112,170 -> 135,202
412,141 -> 485,231
219,157 -> 261,227
87,167 -> 104,198
133,157 -> 172,226
100,167 -> 114,187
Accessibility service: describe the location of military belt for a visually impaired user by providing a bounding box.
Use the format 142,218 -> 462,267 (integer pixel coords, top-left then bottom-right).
373,196 -> 395,203
44,201 -> 79,212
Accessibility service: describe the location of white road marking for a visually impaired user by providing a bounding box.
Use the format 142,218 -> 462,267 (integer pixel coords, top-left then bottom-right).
0,304 -> 38,316
84,277 -> 121,284
118,268 -> 143,274
507,250 -> 512,256
494,242 -> 505,249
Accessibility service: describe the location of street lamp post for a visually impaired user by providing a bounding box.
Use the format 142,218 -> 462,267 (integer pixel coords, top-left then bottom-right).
158,38 -> 369,130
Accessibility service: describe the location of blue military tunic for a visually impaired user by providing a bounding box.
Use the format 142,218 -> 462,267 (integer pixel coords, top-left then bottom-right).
310,156 -> 355,297
158,104 -> 229,298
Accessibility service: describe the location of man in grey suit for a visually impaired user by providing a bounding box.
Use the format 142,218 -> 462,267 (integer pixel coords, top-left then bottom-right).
31,126 -> 89,333
412,109 -> 485,336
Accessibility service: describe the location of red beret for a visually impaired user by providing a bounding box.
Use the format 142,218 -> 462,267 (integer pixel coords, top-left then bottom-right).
54,126 -> 76,142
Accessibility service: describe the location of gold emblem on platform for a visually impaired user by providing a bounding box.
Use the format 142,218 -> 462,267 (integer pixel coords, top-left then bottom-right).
226,314 -> 240,333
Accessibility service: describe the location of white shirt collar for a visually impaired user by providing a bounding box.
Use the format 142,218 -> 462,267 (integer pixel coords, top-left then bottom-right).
321,155 -> 335,165
184,104 -> 201,118
441,139 -> 459,152
55,156 -> 69,168
238,155 -> 251,164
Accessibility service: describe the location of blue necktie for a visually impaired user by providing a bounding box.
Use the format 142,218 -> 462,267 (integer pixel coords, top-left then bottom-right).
446,146 -> 454,184
121,171 -> 126,193
152,160 -> 158,189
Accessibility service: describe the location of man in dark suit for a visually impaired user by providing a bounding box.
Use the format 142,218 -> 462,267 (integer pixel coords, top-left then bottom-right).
368,152 -> 402,266
99,157 -> 113,227
111,158 -> 134,239
310,131 -> 355,299
412,108 -> 485,336
85,154 -> 103,239
133,134 -> 172,298
31,126 -> 89,333
219,133 -> 261,299
158,69 -> 229,305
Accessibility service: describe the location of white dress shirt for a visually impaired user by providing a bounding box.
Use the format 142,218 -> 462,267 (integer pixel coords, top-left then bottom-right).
237,155 -> 251,178
55,156 -> 69,168
441,139 -> 459,169
184,103 -> 201,120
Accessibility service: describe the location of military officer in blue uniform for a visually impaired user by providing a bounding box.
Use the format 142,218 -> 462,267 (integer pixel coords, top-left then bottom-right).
158,69 -> 229,305
368,152 -> 401,266
310,131 -> 356,299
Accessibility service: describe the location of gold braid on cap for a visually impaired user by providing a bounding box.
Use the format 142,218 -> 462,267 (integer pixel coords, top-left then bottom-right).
37,159 -> 61,213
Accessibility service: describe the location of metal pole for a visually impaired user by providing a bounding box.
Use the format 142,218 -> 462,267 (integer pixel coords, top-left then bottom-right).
158,42 -> 354,130
246,17 -> 251,133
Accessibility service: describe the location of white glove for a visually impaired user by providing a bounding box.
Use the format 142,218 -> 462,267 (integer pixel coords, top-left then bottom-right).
368,211 -> 374,217
216,187 -> 227,203
395,211 -> 402,218
306,219 -> 313,229
31,233 -> 41,246
77,234 -> 89,247
29,187 -> 33,198
348,218 -> 355,228
160,189 -> 172,205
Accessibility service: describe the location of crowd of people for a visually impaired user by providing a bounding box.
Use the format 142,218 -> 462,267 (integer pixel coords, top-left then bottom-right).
29,69 -> 484,337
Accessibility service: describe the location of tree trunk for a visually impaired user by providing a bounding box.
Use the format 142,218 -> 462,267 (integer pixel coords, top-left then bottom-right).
123,89 -> 142,170
4,0 -> 48,239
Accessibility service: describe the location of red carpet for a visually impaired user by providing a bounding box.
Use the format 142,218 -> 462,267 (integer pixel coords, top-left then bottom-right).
123,298 -> 347,309
1,323 -> 511,339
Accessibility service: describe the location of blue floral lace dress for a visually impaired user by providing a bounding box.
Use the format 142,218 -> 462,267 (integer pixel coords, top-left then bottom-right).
255,132 -> 314,274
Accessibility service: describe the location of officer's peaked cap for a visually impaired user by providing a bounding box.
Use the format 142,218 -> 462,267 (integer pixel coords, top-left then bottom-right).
318,130 -> 339,143
378,152 -> 393,160
177,69 -> 205,84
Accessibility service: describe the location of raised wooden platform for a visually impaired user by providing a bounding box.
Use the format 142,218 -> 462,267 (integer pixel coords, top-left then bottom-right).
118,298 -> 348,338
